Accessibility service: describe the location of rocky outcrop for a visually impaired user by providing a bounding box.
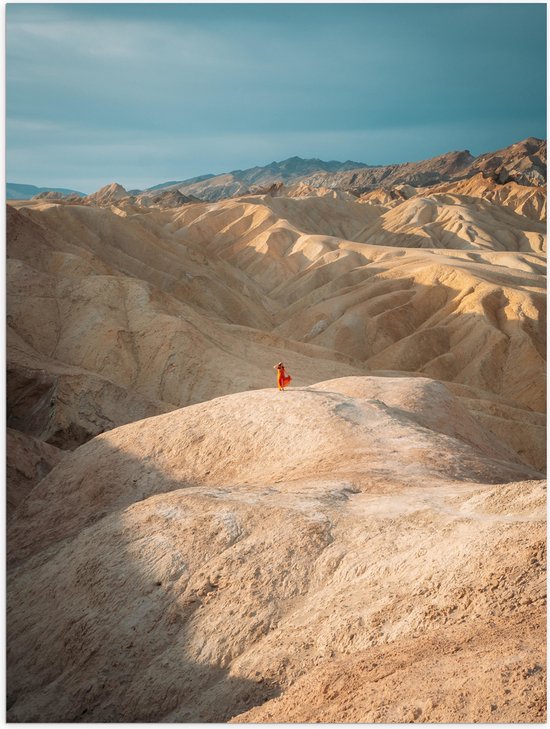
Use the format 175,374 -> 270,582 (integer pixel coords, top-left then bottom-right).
135,189 -> 200,208
301,139 -> 546,196
472,137 -> 546,187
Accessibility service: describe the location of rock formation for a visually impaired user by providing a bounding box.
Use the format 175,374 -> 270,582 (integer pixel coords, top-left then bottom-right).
134,189 -> 199,208
31,190 -> 68,201
83,182 -> 134,206
301,138 -> 547,197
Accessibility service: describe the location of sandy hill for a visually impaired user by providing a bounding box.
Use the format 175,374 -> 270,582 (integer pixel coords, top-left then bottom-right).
7,376 -> 545,722
7,189 -> 546,458
284,181 -> 359,201
83,182 -> 133,206
415,173 -> 547,222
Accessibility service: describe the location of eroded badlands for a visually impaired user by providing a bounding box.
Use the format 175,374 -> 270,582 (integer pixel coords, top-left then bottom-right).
6,150 -> 547,722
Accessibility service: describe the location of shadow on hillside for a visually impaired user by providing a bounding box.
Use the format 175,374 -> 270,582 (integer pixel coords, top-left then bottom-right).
6,442 -> 283,722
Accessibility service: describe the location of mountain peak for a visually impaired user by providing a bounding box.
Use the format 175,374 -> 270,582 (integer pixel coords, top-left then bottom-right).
85,182 -> 130,204
97,182 -> 128,196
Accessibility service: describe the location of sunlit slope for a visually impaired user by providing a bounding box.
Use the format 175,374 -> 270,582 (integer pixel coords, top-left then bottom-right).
364,194 -> 545,251
169,192 -> 545,253
167,195 -> 546,411
7,203 -> 365,446
7,189 -> 546,452
272,247 -> 545,412
416,173 -> 547,222
7,377 -> 545,722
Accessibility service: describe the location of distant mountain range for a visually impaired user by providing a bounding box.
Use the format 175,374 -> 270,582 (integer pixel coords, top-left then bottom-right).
143,157 -> 370,201
140,139 -> 546,202
146,173 -> 216,192
6,183 -> 85,200
146,158 -> 368,192
7,138 -> 546,202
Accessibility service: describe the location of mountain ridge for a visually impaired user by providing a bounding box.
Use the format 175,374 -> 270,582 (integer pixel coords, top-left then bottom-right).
8,137 -> 546,201
140,137 -> 547,202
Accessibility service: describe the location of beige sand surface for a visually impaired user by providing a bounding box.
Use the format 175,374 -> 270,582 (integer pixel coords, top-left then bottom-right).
7,377 -> 546,722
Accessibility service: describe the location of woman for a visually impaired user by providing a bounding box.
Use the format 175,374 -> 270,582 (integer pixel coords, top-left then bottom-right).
274,362 -> 292,391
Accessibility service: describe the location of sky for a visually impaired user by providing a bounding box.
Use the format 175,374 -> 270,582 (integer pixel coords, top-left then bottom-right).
6,2 -> 547,193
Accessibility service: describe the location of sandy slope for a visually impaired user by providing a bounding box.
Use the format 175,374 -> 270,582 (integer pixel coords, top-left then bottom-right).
7,202 -> 365,446
363,193 -> 545,251
7,376 -> 545,722
417,173 -> 547,222
7,188 -> 546,456
233,608 -> 546,723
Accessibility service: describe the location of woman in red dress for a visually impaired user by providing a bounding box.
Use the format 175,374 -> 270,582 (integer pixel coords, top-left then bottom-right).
274,362 -> 292,391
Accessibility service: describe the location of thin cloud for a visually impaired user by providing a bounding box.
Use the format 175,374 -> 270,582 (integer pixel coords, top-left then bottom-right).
6,3 -> 546,189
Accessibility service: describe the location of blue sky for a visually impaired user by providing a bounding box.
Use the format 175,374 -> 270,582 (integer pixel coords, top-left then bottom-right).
6,3 -> 547,192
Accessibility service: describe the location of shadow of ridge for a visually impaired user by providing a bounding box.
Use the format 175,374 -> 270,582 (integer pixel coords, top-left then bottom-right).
161,664 -> 282,723
6,434 -> 290,723
8,662 -> 279,723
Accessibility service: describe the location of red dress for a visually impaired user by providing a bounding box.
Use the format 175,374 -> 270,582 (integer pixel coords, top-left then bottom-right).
277,366 -> 292,390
